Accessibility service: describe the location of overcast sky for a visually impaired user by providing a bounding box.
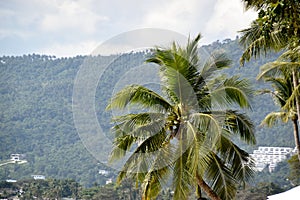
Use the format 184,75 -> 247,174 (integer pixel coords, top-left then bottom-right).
0,0 -> 257,57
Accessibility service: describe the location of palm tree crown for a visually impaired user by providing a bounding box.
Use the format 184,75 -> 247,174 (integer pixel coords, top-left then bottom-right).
106,34 -> 256,200
240,0 -> 300,65
257,57 -> 300,162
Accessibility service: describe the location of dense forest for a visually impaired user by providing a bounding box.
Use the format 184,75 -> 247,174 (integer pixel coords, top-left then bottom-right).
0,38 -> 296,189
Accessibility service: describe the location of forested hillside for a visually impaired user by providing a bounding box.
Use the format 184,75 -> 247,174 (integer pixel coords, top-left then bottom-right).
0,38 -> 294,186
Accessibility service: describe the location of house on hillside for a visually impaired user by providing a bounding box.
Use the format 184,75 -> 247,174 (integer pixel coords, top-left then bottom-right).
32,175 -> 46,180
10,154 -> 25,162
105,178 -> 112,184
99,169 -> 110,176
250,146 -> 295,172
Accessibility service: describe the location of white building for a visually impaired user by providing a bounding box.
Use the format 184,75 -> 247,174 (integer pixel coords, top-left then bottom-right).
99,169 -> 110,176
105,178 -> 112,184
10,154 -> 21,161
250,146 -> 294,172
6,179 -> 17,183
32,175 -> 46,180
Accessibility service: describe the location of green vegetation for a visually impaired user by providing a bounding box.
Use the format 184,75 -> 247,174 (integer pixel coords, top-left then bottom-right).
0,178 -> 80,199
107,35 -> 256,200
0,1 -> 299,199
258,65 -> 300,161
0,37 -> 298,197
240,0 -> 300,162
0,178 -> 173,200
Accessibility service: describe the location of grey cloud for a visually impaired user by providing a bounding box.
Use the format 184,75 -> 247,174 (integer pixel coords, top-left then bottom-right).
0,0 -> 256,56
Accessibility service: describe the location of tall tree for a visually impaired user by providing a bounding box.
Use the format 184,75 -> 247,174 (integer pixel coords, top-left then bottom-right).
257,66 -> 300,162
107,34 -> 256,200
240,0 -> 300,157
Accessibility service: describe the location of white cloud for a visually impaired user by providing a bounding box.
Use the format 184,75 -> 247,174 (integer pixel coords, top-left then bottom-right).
40,0 -> 109,34
142,0 -> 216,35
91,29 -> 188,56
38,40 -> 99,57
0,0 -> 258,56
202,0 -> 256,43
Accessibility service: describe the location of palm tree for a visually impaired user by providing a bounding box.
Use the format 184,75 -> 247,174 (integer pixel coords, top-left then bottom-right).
257,59 -> 300,162
106,34 -> 256,200
240,0 -> 300,155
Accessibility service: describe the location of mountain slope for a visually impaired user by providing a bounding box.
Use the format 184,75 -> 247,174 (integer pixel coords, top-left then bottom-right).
0,39 -> 295,186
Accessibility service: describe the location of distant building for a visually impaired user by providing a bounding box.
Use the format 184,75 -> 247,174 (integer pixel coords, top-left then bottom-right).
105,178 -> 112,184
250,146 -> 295,172
10,154 -> 22,161
99,169 -> 110,176
6,179 -> 17,183
32,175 -> 46,180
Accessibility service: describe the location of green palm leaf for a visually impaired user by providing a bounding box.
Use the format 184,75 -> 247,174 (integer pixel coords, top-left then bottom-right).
218,134 -> 255,183
257,61 -> 300,80
239,20 -> 287,65
210,76 -> 253,109
261,111 -> 289,127
283,84 -> 300,111
204,152 -> 237,200
172,141 -> 193,200
106,85 -> 172,111
223,110 -> 256,144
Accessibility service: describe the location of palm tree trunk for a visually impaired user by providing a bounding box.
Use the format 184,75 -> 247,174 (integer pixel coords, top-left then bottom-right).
292,70 -> 300,163
292,118 -> 300,163
292,70 -> 300,122
196,172 -> 221,200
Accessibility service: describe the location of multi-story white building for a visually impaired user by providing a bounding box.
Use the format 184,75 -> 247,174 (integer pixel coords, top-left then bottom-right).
250,146 -> 296,172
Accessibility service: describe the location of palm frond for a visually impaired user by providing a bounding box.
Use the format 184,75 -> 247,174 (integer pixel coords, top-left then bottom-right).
256,88 -> 282,100
218,134 -> 255,185
241,0 -> 266,10
113,113 -> 166,139
185,33 -> 201,69
257,61 -> 300,80
283,84 -> 300,111
109,112 -> 166,162
259,89 -> 286,109
260,111 -> 289,127
279,46 -> 300,61
110,132 -> 136,162
116,156 -> 148,186
142,145 -> 173,200
112,112 -> 164,123
146,34 -> 203,102
200,52 -> 231,78
204,152 -> 237,200
172,142 -> 193,200
161,86 -> 179,105
115,130 -> 168,185
185,122 -> 206,172
258,65 -> 296,110
190,112 -> 222,141
106,85 -> 172,111
160,65 -> 198,107
224,110 -> 256,145
147,46 -> 199,86
211,76 -> 253,109
239,20 -> 286,65
142,167 -> 170,200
